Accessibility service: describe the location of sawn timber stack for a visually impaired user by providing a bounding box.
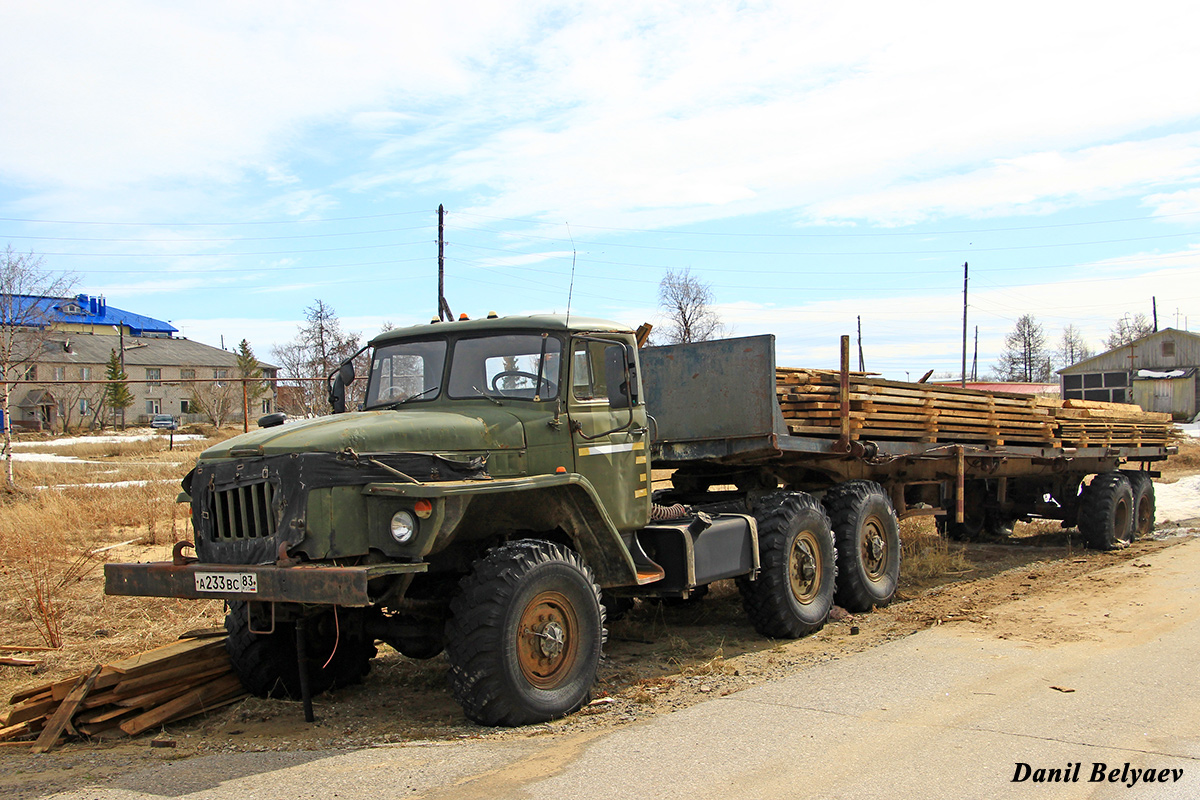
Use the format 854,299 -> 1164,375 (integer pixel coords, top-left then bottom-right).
0,633 -> 245,750
775,368 -> 1174,448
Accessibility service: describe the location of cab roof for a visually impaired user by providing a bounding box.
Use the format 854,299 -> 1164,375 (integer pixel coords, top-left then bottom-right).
369,314 -> 633,347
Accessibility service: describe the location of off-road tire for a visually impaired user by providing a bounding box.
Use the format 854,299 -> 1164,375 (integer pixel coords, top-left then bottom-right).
1078,472 -> 1135,550
224,602 -> 376,699
1124,471 -> 1156,539
445,540 -> 606,727
822,481 -> 901,612
736,492 -> 836,638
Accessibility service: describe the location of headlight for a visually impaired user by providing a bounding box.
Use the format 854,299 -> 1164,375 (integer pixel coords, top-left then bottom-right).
390,510 -> 417,543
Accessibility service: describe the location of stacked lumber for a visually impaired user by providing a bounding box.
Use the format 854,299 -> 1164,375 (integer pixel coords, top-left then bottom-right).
0,632 -> 245,751
776,368 -> 1174,448
1042,398 -> 1175,447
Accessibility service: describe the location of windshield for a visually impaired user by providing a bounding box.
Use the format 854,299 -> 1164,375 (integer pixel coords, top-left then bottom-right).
365,339 -> 447,408
448,334 -> 562,400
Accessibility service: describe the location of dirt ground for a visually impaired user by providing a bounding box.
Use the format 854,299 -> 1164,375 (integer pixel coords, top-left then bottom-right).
2,437 -> 1198,798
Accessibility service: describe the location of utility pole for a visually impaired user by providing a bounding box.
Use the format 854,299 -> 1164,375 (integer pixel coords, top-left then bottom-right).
1152,296 -> 1158,332
971,325 -> 978,381
857,316 -> 865,372
961,262 -> 968,388
437,205 -> 453,322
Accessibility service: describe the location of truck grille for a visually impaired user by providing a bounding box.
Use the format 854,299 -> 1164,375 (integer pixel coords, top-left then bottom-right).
209,481 -> 277,540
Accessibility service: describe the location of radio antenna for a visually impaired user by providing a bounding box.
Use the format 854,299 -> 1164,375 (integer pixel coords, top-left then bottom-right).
565,222 -> 577,326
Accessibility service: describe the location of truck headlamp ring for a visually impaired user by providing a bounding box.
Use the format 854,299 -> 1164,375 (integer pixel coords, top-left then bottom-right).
390,510 -> 417,544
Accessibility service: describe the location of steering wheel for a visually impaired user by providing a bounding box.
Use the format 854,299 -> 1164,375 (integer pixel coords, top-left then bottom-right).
378,385 -> 406,401
490,370 -> 555,395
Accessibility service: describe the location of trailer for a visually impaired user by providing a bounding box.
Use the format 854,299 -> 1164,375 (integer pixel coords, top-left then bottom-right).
104,316 -> 1173,727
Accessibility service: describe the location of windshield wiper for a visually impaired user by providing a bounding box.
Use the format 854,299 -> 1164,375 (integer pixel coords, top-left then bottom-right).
472,386 -> 503,406
381,386 -> 439,409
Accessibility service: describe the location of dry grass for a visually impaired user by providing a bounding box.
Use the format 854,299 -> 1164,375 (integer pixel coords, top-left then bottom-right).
899,517 -> 973,586
0,429 -> 234,697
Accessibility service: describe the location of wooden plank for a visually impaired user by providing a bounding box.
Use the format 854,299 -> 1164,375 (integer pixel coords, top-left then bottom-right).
119,674 -> 244,736
0,657 -> 40,667
4,696 -> 58,726
108,637 -> 225,675
51,667 -> 121,702
112,653 -> 232,696
32,665 -> 102,753
9,682 -> 55,706
0,645 -> 57,653
0,720 -> 35,742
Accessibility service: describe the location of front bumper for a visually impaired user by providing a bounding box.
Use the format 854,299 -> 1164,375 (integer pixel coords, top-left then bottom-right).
104,561 -> 427,607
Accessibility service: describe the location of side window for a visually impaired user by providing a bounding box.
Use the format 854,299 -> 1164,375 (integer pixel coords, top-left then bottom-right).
572,340 -> 633,407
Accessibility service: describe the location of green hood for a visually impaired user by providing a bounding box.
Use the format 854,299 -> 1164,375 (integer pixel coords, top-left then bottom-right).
200,409 -> 526,459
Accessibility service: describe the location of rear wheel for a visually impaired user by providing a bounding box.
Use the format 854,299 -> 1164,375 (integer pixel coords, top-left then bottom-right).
1079,472 -> 1134,550
445,540 -> 605,726
737,493 -> 836,638
823,481 -> 901,612
1125,472 -> 1155,539
224,602 -> 375,699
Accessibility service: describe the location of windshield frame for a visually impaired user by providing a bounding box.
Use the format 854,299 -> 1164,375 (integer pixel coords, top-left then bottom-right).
362,337 -> 449,410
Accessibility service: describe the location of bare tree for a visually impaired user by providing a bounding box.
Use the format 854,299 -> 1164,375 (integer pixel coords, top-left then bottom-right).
1054,324 -> 1093,368
271,301 -> 365,416
656,268 -> 724,344
1105,312 -> 1154,349
993,314 -> 1051,382
0,246 -> 76,488
189,373 -> 236,427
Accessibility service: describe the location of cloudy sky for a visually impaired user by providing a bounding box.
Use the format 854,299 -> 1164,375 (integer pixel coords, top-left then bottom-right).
2,1 -> 1198,377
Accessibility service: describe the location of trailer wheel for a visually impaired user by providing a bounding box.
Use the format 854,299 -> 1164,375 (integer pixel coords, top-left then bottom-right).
822,481 -> 901,612
1078,472 -> 1134,550
224,603 -> 375,699
445,540 -> 605,726
1124,472 -> 1156,539
737,493 -> 836,638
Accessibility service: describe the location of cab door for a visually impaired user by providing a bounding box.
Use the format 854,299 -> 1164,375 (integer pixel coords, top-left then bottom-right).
568,336 -> 651,532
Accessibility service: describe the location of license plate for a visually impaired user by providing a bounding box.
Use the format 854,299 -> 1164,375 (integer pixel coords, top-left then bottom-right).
194,571 -> 258,594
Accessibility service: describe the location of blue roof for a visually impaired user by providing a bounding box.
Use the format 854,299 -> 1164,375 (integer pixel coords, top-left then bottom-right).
4,294 -> 177,336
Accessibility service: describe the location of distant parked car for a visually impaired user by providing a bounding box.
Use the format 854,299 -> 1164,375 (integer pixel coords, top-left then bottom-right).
150,414 -> 177,430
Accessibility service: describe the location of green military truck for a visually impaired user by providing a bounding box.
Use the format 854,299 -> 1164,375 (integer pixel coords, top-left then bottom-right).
106,315 -> 1171,726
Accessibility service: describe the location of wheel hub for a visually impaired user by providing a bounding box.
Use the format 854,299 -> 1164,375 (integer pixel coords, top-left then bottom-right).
789,532 -> 819,603
517,590 -> 579,689
862,516 -> 887,578
535,621 -> 566,658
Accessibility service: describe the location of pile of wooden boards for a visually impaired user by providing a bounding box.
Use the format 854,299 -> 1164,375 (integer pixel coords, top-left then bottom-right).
0,633 -> 245,752
776,368 -> 1175,448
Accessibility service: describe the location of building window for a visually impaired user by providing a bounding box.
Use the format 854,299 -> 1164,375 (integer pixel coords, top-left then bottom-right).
181,399 -> 190,414
1162,341 -> 1176,358
146,368 -> 161,388
80,398 -> 89,415
214,368 -> 228,387
24,365 -> 36,381
53,367 -> 67,381
147,399 -> 161,415
180,368 -> 196,380
80,367 -> 92,381
262,399 -> 271,413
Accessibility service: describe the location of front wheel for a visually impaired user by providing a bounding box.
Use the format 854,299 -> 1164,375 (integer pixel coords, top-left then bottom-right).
224,602 -> 375,699
737,492 -> 836,638
445,540 -> 606,726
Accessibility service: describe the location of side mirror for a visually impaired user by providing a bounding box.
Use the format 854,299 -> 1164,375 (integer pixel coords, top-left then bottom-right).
624,343 -> 639,405
328,361 -> 355,414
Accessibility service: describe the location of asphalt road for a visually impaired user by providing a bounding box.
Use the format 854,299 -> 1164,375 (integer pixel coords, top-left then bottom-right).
42,538 -> 1200,800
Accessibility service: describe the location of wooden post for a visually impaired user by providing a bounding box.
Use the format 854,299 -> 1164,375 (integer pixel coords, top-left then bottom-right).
838,335 -> 851,452
242,379 -> 249,433
955,445 -> 965,523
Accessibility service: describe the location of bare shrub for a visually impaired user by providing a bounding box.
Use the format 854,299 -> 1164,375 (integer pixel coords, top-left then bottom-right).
900,517 -> 972,583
